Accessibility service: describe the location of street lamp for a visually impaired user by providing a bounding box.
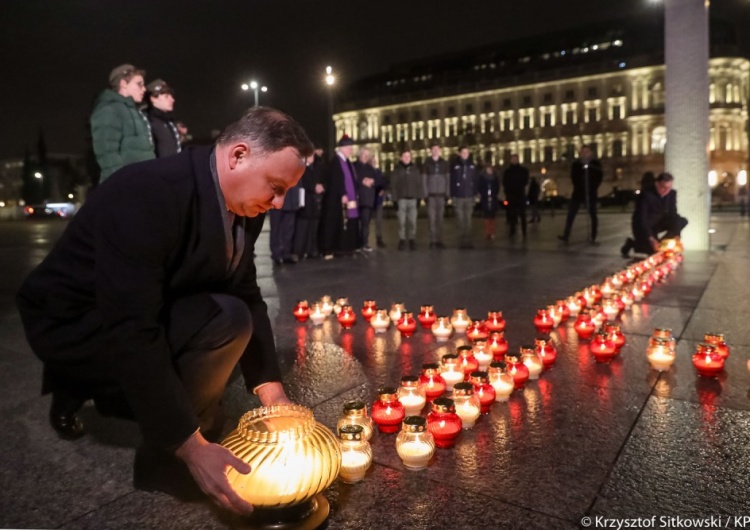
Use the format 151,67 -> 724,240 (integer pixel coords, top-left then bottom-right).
34,172 -> 42,179
241,80 -> 268,107
325,66 -> 336,156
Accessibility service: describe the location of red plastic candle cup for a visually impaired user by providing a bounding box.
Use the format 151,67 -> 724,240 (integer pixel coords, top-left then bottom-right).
420,363 -> 447,401
555,300 -> 571,320
457,345 -> 479,379
465,321 -> 490,341
469,371 -> 496,414
426,397 -> 462,448
504,351 -> 529,390
574,313 -> 596,340
534,336 -> 558,369
489,331 -> 509,360
293,300 -> 310,322
590,332 -> 617,363
485,311 -> 506,332
361,300 -> 377,322
704,332 -> 729,359
417,305 -> 437,329
396,312 -> 418,337
692,343 -> 725,377
604,323 -> 626,352
533,309 -> 554,334
371,387 -> 406,433
337,305 -> 357,329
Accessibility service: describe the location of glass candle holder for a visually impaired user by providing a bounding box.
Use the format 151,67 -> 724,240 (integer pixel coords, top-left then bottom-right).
293,300 -> 310,322
591,307 -> 606,332
692,343 -> 725,378
590,284 -> 603,304
575,291 -> 588,309
566,296 -> 582,317
309,303 -> 326,326
452,382 -> 481,429
361,300 -> 377,322
574,313 -> 596,340
431,317 -> 453,342
472,338 -> 493,370
395,416 -> 436,470
337,400 -> 374,441
590,332 -> 617,363
704,332 -> 729,359
371,387 -> 406,433
417,305 -> 437,329
601,280 -> 616,298
465,321 -> 490,342
450,308 -> 471,334
419,362 -> 447,401
619,290 -> 634,309
547,304 -> 563,328
602,298 -> 619,321
319,296 -> 334,316
389,303 -> 406,323
469,371 -> 496,414
582,288 -> 597,307
440,354 -> 464,391
534,336 -> 557,369
650,328 -> 676,350
370,309 -> 390,333
457,345 -> 479,379
488,361 -> 515,402
640,279 -> 652,296
556,300 -> 570,320
505,351 -> 529,390
333,297 -> 349,315
533,309 -> 554,334
426,398 -> 462,448
397,375 -> 427,416
485,311 -> 506,332
631,284 -> 644,302
489,331 -> 509,360
396,312 -> 418,338
604,323 -> 626,352
337,305 -> 357,329
338,424 -> 372,484
222,404 -> 341,512
646,338 -> 676,372
520,345 -> 543,380
613,293 -> 626,313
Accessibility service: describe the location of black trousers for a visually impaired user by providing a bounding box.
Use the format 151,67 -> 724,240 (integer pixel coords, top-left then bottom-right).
36,294 -> 253,436
359,207 -> 373,248
506,203 -> 527,235
269,210 -> 297,261
293,216 -> 320,257
563,197 -> 598,241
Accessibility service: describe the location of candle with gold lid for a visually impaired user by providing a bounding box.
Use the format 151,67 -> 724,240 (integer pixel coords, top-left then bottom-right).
337,305 -> 356,329
472,338 -> 493,370
646,338 -> 675,372
457,345 -> 479,379
534,336 -> 557,369
371,387 -> 406,434
604,323 -> 626,352
466,321 -> 490,342
590,332 -> 617,363
389,303 -> 406,323
426,398 -> 462,448
417,304 -> 437,329
319,295 -> 334,316
333,297 -> 349,315
488,361 -> 514,402
520,345 -> 543,380
361,300 -> 377,322
556,299 -> 570,320
293,300 -> 310,322
337,399 -> 374,441
440,354 -> 465,391
450,308 -> 471,334
419,363 -> 446,401
692,343 -> 725,378
451,382 -> 481,429
431,316 -> 453,342
395,416 -> 435,470
397,375 -> 427,416
468,371 -> 496,414
396,312 -> 418,337
489,331 -> 509,360
338,424 -> 372,484
704,332 -> 729,359
547,304 -> 563,327
309,302 -> 326,326
533,308 -> 554,334
650,328 -> 676,350
505,350 -> 529,390
370,309 -> 390,333
485,311 -> 506,332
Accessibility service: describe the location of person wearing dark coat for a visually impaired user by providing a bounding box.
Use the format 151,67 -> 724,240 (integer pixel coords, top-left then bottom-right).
558,145 -> 603,244
293,154 -> 325,259
527,176 -> 542,223
450,146 -> 479,248
144,79 -> 182,158
423,142 -> 450,248
621,172 -> 688,257
15,107 -> 314,514
478,165 -> 501,239
390,149 -> 425,250
319,136 -> 360,258
269,174 -> 303,264
353,147 -> 379,251
502,154 -> 530,237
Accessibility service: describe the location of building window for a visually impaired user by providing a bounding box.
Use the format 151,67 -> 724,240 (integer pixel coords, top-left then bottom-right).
399,112 -> 407,122
413,111 -> 422,121
612,104 -> 621,120
587,108 -> 597,123
587,86 -> 598,98
483,116 -> 494,133
503,98 -> 511,108
565,89 -> 575,100
543,93 -> 553,103
590,143 -> 598,158
522,95 -> 532,106
503,117 -> 512,131
359,121 -> 368,139
543,112 -> 553,127
523,147 -> 532,163
523,115 -> 531,129
566,109 -> 575,124
483,101 -> 492,111
465,103 -> 473,114
651,126 -> 667,153
430,108 -> 439,118
565,143 -> 575,160
651,83 -> 664,107
612,139 -> 623,157
544,145 -> 554,163
448,106 -> 455,116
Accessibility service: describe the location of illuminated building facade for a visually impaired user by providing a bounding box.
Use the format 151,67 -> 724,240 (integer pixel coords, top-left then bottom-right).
334,18 -> 749,200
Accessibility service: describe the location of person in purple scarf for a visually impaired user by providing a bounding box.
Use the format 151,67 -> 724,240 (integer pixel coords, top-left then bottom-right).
319,135 -> 361,258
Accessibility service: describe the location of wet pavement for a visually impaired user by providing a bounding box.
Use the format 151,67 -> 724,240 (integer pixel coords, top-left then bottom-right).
1,211 -> 749,530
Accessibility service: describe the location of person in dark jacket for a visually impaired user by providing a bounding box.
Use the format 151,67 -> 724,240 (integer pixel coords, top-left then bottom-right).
450,146 -> 479,248
16,107 -> 313,514
390,149 -> 425,250
319,136 -> 360,258
373,163 -> 388,248
558,145 -> 603,244
144,79 -> 182,158
269,173 -> 303,264
293,154 -> 325,259
478,165 -> 501,239
502,154 -> 530,238
621,172 -> 687,257
353,147 -> 379,252
422,142 -> 450,248
90,64 -> 154,181
527,176 -> 542,223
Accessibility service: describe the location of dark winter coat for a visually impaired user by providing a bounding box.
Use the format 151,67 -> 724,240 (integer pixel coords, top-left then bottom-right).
145,107 -> 181,158
478,172 -> 500,216
422,157 -> 450,197
450,158 -> 479,198
353,160 -> 379,209
390,162 -> 425,201
570,158 -> 603,202
90,89 -> 155,181
502,164 -> 530,206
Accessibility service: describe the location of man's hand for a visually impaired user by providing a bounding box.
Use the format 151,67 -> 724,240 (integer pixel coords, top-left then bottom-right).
650,237 -> 660,252
341,195 -> 348,205
256,382 -> 292,406
362,177 -> 374,188
315,184 -> 324,194
175,431 -> 254,515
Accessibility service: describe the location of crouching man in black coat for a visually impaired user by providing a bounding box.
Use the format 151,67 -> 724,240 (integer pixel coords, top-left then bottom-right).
16,107 -> 314,515
621,171 -> 688,257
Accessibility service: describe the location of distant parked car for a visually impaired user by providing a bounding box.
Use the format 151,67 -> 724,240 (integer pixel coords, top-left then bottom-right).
23,202 -> 76,219
599,189 -> 637,208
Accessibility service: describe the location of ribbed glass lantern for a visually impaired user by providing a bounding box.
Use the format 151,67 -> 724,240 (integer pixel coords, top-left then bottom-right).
222,404 -> 341,528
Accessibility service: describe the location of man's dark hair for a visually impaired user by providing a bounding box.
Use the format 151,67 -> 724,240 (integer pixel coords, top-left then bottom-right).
429,141 -> 441,149
400,148 -> 411,155
216,106 -> 314,158
655,172 -> 674,183
459,145 -> 469,151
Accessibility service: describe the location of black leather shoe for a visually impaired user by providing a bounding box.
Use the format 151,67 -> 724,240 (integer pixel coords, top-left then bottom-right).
49,392 -> 86,440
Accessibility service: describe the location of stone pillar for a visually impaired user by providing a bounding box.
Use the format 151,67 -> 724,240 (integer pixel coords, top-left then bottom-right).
665,0 -> 710,250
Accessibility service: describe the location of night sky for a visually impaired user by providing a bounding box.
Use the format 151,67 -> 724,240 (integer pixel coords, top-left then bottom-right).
2,0 -> 750,160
